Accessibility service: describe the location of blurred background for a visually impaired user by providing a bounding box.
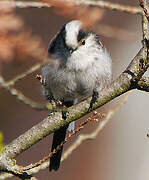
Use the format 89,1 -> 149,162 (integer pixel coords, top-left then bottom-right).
0,0 -> 149,179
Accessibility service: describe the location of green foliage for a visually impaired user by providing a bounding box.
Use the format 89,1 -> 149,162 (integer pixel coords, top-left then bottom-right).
0,132 -> 4,154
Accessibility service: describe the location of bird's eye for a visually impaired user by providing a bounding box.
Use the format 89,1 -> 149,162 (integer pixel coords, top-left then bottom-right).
80,38 -> 86,46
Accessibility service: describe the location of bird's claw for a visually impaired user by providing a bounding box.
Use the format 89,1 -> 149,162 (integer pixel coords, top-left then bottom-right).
88,89 -> 99,111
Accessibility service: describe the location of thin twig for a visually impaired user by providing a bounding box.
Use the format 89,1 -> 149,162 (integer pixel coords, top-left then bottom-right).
20,112 -> 104,172
62,91 -> 131,161
139,0 -> 149,41
139,0 -> 149,65
138,0 -> 149,81
6,60 -> 47,87
139,0 -> 149,20
0,163 -> 38,180
0,76 -> 49,111
128,0 -> 149,86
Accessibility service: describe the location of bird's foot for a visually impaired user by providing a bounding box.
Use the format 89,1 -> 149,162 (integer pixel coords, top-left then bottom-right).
62,110 -> 69,120
88,89 -> 99,111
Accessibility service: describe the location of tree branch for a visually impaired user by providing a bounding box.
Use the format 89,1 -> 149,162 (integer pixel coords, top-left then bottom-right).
139,0 -> 149,21
0,0 -> 149,179
137,77 -> 149,92
0,92 -> 131,179
0,47 -> 147,173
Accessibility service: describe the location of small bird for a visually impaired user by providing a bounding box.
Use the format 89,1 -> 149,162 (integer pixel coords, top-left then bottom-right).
41,20 -> 112,171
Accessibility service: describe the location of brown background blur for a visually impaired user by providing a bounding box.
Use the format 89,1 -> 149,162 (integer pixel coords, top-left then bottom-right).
0,0 -> 149,179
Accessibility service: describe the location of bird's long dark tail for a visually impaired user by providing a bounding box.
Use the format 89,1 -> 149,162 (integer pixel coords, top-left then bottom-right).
49,125 -> 68,171
49,100 -> 77,171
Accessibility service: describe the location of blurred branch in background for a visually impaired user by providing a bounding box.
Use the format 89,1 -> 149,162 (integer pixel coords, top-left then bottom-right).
0,3 -> 51,111
0,75 -> 48,110
0,0 -> 142,15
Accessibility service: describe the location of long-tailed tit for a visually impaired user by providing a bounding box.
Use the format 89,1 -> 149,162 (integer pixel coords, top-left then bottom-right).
41,20 -> 112,171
